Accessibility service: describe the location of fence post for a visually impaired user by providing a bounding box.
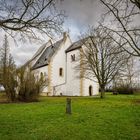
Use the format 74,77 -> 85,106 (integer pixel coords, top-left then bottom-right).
66,98 -> 71,114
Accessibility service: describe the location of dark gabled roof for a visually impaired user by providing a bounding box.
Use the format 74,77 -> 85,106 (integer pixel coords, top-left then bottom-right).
23,43 -> 48,67
31,43 -> 48,61
65,37 -> 89,53
32,39 -> 63,70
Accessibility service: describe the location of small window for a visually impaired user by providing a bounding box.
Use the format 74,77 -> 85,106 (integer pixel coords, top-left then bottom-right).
59,68 -> 63,76
71,54 -> 75,61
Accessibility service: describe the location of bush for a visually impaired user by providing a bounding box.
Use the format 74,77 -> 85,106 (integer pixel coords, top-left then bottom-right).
116,85 -> 134,94
17,67 -> 47,102
105,88 -> 114,92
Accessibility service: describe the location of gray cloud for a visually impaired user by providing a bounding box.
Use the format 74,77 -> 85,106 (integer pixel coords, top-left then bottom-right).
0,0 -> 104,66
59,0 -> 103,24
0,0 -> 139,82
58,0 -> 104,40
4,0 -> 139,65
0,30 -> 46,66
10,40 -> 46,66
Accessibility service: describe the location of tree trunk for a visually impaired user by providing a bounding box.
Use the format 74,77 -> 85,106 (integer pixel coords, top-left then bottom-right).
3,83 -> 16,102
10,91 -> 16,102
100,86 -> 105,98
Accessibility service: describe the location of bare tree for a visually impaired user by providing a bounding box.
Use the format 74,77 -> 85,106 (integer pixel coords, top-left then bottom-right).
130,0 -> 140,9
0,0 -> 64,39
113,56 -> 140,94
0,35 -> 17,101
78,27 -> 129,98
100,0 -> 140,57
0,35 -> 48,102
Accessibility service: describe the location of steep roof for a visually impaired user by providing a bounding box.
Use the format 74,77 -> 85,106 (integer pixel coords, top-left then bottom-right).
31,43 -> 48,61
66,37 -> 89,53
32,39 -> 63,70
23,43 -> 48,67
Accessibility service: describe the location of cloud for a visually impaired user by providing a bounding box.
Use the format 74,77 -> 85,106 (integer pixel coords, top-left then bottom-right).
0,30 -> 46,66
59,0 -> 104,31
0,0 -> 105,66
10,39 -> 46,66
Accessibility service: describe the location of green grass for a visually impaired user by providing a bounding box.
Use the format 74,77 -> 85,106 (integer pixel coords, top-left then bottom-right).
0,94 -> 140,140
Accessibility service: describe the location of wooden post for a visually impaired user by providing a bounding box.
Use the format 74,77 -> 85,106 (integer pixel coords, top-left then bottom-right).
66,98 -> 71,114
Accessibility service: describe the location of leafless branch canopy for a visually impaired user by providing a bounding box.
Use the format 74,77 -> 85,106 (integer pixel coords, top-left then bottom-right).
0,0 -> 65,38
130,0 -> 140,9
100,0 -> 140,57
77,27 -> 130,92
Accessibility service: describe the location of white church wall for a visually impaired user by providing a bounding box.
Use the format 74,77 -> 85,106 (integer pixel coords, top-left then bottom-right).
83,78 -> 99,96
33,66 -> 48,76
66,49 -> 81,96
54,85 -> 66,96
51,35 -> 72,96
32,66 -> 49,95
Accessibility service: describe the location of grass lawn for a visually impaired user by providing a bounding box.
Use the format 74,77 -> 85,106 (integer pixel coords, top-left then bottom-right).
0,93 -> 140,140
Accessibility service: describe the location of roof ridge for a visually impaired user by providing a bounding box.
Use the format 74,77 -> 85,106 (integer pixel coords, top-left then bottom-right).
66,36 -> 90,53
32,38 -> 64,70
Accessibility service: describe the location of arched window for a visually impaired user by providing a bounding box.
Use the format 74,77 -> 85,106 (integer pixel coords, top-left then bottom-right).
59,68 -> 63,76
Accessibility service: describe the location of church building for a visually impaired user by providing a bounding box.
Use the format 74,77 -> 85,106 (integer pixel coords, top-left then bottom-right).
26,33 -> 99,96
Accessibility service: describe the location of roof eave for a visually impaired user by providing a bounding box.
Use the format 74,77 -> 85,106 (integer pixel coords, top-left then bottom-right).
31,63 -> 48,70
65,46 -> 81,53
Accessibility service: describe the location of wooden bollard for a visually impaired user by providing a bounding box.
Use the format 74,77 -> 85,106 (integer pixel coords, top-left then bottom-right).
66,98 -> 71,114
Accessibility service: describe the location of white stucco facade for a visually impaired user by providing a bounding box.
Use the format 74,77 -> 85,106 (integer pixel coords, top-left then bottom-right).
66,49 -> 81,96
28,33 -> 99,96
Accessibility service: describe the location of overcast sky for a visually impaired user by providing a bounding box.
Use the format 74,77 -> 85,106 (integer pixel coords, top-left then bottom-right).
59,0 -> 104,36
0,0 -> 105,66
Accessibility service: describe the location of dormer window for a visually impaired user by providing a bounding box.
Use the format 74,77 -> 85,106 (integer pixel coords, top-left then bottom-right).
71,54 -> 75,61
59,68 -> 63,77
